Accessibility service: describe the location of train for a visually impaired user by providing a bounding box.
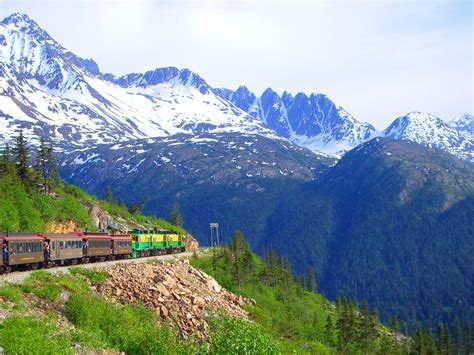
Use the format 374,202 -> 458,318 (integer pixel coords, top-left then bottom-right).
0,229 -> 186,274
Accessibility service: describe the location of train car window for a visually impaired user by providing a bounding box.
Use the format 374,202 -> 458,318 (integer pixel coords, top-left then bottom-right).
60,241 -> 64,249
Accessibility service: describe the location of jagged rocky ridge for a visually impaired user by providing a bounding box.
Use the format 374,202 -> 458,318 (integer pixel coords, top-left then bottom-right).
215,86 -> 377,156
217,86 -> 473,160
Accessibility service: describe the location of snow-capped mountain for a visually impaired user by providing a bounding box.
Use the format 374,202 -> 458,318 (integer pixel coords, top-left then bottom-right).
451,113 -> 474,136
0,13 -> 472,162
384,112 -> 474,161
215,86 -> 377,156
0,13 -> 272,147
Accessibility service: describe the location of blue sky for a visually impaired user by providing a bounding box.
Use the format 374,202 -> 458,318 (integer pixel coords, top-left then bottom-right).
1,0 -> 472,129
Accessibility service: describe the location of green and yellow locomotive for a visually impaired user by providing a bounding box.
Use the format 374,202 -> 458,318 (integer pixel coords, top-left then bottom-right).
129,229 -> 185,258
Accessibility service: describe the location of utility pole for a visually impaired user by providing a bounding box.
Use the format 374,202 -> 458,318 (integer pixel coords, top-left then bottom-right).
209,223 -> 219,247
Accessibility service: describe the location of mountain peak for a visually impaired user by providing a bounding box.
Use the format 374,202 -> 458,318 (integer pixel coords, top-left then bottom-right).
451,113 -> 474,135
2,13 -> 35,26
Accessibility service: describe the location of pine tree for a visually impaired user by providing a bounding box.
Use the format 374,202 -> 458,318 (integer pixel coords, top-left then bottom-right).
389,315 -> 400,332
414,326 -> 426,355
445,323 -> 452,355
454,319 -> 463,354
308,268 -> 317,293
359,300 -> 377,353
0,143 -> 15,177
171,203 -> 183,227
325,315 -> 334,346
13,130 -> 30,186
437,322 -> 445,354
464,321 -> 472,355
105,186 -> 115,204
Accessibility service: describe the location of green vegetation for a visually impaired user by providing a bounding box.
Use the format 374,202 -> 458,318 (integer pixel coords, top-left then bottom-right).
207,314 -> 279,354
191,230 -> 412,354
0,131 -> 187,234
0,267 -> 282,354
69,267 -> 108,283
1,315 -> 73,354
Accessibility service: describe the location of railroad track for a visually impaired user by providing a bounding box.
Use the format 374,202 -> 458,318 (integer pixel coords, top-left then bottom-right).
0,251 -> 195,285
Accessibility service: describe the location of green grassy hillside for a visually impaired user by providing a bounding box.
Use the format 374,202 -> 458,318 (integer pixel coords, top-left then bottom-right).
0,134 -> 185,234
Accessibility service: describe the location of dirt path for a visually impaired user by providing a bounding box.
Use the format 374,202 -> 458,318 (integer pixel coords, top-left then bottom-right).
0,252 -> 195,284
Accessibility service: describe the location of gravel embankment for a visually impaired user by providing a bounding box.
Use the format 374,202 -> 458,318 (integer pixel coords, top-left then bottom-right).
0,252 -> 194,284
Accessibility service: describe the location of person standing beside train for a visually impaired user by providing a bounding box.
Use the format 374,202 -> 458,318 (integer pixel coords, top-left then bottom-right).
2,243 -> 7,264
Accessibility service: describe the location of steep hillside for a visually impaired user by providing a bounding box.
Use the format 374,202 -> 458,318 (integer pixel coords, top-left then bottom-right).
264,138 -> 474,327
59,132 -> 334,245
0,137 -> 186,234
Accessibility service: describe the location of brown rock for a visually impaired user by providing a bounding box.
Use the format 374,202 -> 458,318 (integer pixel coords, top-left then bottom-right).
192,296 -> 206,307
160,305 -> 168,319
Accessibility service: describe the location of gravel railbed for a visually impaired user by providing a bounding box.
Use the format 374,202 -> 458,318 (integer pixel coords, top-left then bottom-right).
0,252 -> 195,284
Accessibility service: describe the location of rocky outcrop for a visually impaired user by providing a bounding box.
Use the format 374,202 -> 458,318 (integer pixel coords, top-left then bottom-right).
183,235 -> 199,252
45,221 -> 78,233
96,260 -> 253,339
85,202 -> 130,231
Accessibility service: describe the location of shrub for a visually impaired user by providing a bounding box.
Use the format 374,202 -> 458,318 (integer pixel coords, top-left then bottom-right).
65,292 -> 196,354
0,284 -> 24,305
0,316 -> 72,354
21,270 -> 61,301
68,267 -> 108,284
208,314 -> 280,354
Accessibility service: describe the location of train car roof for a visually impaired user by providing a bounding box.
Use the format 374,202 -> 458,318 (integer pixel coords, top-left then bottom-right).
111,236 -> 132,240
40,233 -> 82,239
0,233 -> 44,241
83,234 -> 112,239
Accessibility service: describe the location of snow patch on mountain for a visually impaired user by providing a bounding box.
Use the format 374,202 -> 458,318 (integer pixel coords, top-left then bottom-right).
0,13 -> 275,148
384,112 -> 474,161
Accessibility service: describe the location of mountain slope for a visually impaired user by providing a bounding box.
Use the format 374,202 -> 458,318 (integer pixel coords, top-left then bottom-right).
59,132 -> 335,245
384,112 -> 474,161
0,13 -> 272,147
451,113 -> 474,136
264,137 -> 474,327
215,86 -> 377,156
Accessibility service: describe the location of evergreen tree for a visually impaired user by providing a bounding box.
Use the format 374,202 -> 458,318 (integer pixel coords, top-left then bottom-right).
414,326 -> 426,355
171,203 -> 183,227
325,315 -> 334,346
454,319 -> 462,354
13,130 -> 31,186
389,315 -> 400,332
437,322 -> 445,354
0,143 -> 16,177
445,323 -> 452,355
358,300 -> 377,353
464,321 -> 472,355
308,268 -> 317,293
105,186 -> 115,204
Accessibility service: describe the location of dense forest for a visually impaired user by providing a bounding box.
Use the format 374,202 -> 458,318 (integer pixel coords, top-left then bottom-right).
265,139 -> 474,330
191,231 -> 473,354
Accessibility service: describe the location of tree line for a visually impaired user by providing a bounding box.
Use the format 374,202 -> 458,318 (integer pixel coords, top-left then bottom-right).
1,131 -> 60,193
